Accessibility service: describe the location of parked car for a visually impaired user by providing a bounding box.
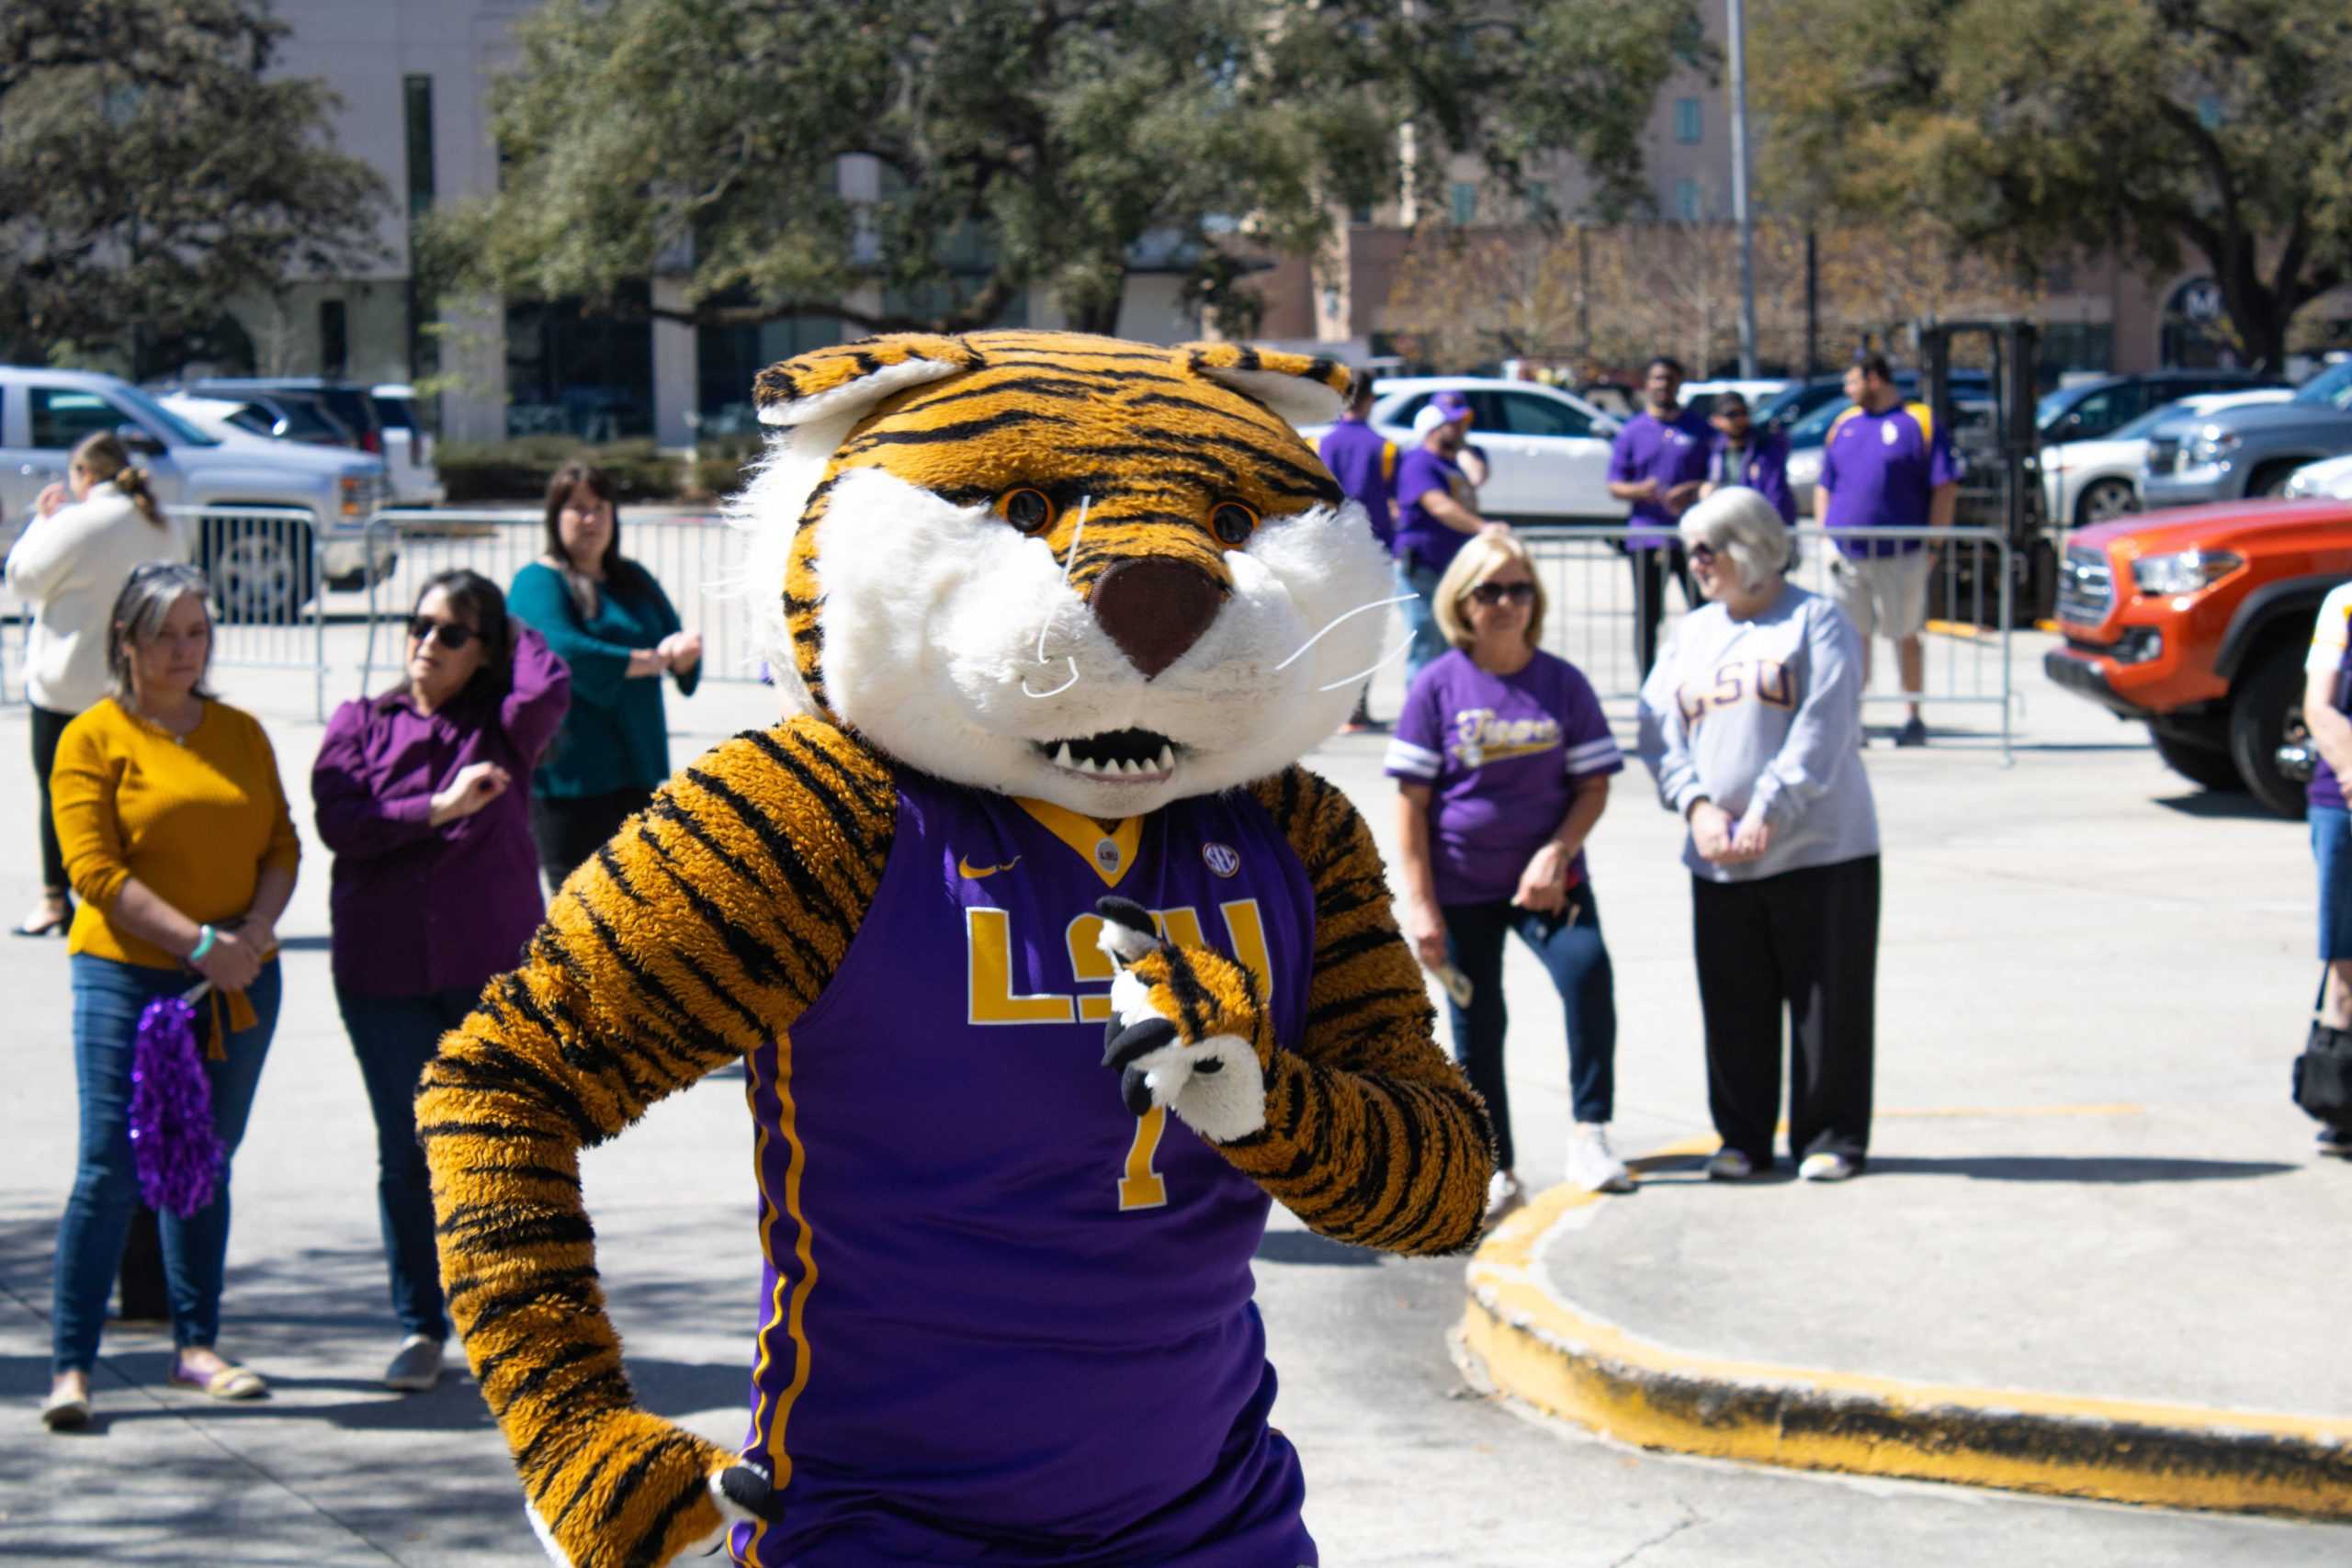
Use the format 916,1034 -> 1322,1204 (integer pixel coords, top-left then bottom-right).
2035,368 -> 2284,446
2041,390 -> 2293,528
1679,378 -> 1796,423
178,377 -> 388,457
1754,369 -> 1987,440
1294,376 -> 1628,525
1,367 -> 392,621
370,383 -> 445,505
2143,360 -> 2352,506
2043,497 -> 2352,815
156,389 -> 356,446
2283,451 -> 2352,501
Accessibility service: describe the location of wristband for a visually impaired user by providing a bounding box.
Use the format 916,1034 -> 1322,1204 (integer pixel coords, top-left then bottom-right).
188,924 -> 217,964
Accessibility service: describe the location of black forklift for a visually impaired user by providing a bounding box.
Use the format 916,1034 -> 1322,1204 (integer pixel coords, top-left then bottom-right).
1917,318 -> 2053,626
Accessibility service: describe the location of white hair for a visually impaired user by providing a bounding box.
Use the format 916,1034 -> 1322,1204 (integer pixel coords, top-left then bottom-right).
1679,487 -> 1790,592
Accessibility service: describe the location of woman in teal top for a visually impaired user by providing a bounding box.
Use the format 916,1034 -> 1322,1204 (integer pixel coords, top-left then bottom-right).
507,460 -> 701,891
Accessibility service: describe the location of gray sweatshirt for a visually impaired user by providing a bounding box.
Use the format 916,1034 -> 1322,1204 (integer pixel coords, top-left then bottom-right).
1635,583 -> 1880,882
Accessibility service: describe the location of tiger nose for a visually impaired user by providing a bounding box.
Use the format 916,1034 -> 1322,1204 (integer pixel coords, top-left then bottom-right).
1090,559 -> 1227,680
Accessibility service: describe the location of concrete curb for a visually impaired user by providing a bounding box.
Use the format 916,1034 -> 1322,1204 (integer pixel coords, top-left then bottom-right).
1460,1149 -> 2352,1521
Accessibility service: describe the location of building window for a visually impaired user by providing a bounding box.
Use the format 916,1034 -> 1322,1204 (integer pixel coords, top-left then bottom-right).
697,311 -> 839,435
1349,202 -> 1374,225
1526,181 -> 1552,220
1673,179 -> 1702,221
2196,94 -> 2224,130
319,299 -> 348,378
1449,182 -> 1477,226
504,281 -> 654,441
402,75 -> 435,221
1675,97 -> 1702,144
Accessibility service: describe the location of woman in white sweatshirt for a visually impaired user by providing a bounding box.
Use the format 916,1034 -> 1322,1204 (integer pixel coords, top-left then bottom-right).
1636,486 -> 1881,1184
4,433 -> 188,936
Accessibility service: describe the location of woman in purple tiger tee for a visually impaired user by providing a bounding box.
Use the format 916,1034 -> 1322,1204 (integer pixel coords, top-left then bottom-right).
1385,531 -> 1629,1220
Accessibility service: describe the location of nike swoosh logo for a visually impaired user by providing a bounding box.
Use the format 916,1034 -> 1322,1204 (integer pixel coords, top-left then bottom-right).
958,854 -> 1022,880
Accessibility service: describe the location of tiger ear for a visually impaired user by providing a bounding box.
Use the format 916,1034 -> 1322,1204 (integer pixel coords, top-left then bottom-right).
752,333 -> 987,428
1179,343 -> 1354,427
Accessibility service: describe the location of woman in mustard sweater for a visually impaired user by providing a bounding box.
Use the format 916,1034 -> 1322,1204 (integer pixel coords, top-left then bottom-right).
40,562 -> 300,1430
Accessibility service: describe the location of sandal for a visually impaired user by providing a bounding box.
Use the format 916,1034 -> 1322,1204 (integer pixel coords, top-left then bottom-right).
41,1385 -> 91,1430
12,903 -> 71,939
169,1356 -> 267,1401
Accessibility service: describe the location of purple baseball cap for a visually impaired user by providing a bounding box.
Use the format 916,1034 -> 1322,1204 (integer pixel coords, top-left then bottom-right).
1431,390 -> 1475,423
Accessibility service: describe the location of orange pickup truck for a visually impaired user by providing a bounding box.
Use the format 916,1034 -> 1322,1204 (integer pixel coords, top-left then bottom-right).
2043,499 -> 2352,816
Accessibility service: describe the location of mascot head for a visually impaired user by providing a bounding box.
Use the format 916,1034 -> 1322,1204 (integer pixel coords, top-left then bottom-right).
734,331 -> 1393,816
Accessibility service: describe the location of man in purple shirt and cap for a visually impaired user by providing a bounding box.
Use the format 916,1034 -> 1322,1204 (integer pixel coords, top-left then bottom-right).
1318,376 -> 1397,728
1393,402 -> 1494,682
1702,389 -> 1796,523
1607,356 -> 1713,676
1815,353 -> 1960,747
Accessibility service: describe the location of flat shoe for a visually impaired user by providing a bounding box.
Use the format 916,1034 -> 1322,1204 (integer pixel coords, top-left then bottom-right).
41,1388 -> 91,1429
170,1359 -> 266,1400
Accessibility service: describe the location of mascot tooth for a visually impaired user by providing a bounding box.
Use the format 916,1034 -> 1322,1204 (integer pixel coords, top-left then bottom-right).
418,331 -> 1497,1568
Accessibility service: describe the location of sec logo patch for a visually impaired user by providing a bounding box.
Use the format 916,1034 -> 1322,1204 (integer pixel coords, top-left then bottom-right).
1202,842 -> 1241,878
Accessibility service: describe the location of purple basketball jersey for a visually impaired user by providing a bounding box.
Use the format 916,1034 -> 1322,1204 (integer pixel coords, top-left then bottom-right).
732,772 -> 1318,1566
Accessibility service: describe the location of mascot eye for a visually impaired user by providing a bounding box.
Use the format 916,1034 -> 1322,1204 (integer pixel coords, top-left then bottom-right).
996,488 -> 1057,535
1210,502 -> 1260,547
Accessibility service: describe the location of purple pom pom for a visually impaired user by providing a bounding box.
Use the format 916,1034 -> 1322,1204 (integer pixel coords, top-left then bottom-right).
129,995 -> 222,1218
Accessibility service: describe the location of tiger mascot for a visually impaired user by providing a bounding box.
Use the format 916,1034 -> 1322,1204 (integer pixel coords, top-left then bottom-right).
416,331 -> 1495,1568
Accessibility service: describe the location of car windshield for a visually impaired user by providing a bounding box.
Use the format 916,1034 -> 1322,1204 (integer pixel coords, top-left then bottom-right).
2291,361 -> 2352,410
112,384 -> 219,446
1787,396 -> 1851,447
2034,389 -> 2081,428
2109,402 -> 2194,442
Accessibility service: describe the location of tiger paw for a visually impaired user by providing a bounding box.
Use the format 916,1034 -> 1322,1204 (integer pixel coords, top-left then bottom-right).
520,1413 -> 771,1568
1095,896 -> 1272,1143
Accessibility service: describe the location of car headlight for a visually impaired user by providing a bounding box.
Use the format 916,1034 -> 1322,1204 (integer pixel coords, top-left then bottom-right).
340,474 -> 372,518
2283,469 -> 2317,499
2187,427 -> 2241,467
2132,547 -> 2244,595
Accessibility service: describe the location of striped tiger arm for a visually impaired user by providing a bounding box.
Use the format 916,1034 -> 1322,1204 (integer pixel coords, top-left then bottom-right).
416,717 -> 896,1568
1227,766 -> 1496,1255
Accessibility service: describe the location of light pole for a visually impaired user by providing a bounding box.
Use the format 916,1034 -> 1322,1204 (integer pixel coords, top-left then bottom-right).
1727,0 -> 1759,378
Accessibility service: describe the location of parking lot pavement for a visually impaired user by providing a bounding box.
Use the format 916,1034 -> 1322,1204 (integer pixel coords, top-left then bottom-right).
6,632 -> 2347,1564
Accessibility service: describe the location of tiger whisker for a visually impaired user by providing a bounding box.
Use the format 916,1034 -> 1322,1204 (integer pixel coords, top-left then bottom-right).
1021,658 -> 1081,699
1272,593 -> 1417,674
1033,496 -> 1091,665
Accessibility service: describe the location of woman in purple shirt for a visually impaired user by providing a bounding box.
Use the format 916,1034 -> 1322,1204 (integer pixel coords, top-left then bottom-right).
310,569 -> 569,1392
1385,532 -> 1631,1219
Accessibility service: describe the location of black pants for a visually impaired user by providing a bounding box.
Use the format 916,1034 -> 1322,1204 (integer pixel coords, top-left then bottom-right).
31,702 -> 73,896
1630,545 -> 1698,680
529,786 -> 655,895
1691,855 -> 1880,1169
1440,883 -> 1617,1168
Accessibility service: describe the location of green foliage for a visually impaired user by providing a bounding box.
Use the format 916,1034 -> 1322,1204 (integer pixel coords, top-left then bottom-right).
425,0 -> 1708,338
687,435 -> 763,502
436,438 -> 683,505
1755,0 -> 2352,369
0,0 -> 391,377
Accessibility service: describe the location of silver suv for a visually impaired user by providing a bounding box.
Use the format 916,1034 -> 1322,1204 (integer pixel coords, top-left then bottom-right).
0,367 -> 392,620
2142,360 -> 2352,506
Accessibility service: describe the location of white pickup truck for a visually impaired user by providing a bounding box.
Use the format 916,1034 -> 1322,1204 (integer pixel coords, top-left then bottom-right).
1295,376 -> 1629,525
0,367 -> 392,621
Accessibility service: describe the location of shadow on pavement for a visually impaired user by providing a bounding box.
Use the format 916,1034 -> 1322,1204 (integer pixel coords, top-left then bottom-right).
1254,1229 -> 1381,1268
2150,791 -> 2291,821
1865,1154 -> 2297,1183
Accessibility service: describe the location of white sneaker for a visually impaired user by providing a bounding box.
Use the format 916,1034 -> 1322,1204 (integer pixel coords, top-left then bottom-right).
1484,1168 -> 1524,1225
1798,1152 -> 1858,1182
1704,1148 -> 1757,1180
383,1334 -> 446,1393
1567,1123 -> 1634,1193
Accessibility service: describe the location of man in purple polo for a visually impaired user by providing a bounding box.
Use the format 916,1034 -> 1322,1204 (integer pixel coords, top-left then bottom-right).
1815,353 -> 1959,747
1394,402 -> 1491,683
1607,355 -> 1713,676
1702,389 -> 1796,523
1319,376 -> 1396,728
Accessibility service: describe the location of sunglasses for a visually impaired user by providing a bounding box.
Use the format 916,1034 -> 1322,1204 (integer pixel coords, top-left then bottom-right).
1467,581 -> 1537,607
409,616 -> 478,650
1688,543 -> 1718,565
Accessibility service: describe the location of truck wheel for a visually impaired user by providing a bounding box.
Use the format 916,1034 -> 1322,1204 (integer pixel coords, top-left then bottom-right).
2075,478 -> 2138,525
203,517 -> 317,626
2227,641 -> 2312,818
2150,728 -> 2245,792
2253,462 -> 2304,499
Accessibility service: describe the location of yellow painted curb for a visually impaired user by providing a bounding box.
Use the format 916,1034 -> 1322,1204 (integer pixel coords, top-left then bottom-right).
1463,1147 -> 2352,1520
1922,617 -> 2062,638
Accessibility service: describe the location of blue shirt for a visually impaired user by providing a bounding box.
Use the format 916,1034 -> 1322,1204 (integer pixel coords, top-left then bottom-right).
1607,410 -> 1714,546
1818,401 -> 1959,558
1393,446 -> 1473,575
1710,430 -> 1798,523
507,560 -> 698,796
1317,417 -> 1396,547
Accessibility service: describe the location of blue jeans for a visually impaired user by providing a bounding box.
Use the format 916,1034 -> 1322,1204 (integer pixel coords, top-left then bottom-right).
335,984 -> 474,1339
2314,807 -> 2352,962
1396,558 -> 1450,687
53,954 -> 281,1374
1439,882 -> 1618,1169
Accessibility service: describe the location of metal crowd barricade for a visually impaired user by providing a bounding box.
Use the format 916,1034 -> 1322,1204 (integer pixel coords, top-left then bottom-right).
1514,522 -> 2014,761
356,509 -> 764,698
174,504 -> 332,721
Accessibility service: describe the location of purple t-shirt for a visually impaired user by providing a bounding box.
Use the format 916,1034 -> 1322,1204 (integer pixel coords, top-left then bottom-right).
1393,446 -> 1472,574
2308,585 -> 2352,811
1710,430 -> 1798,523
1818,400 -> 1959,558
736,771 -> 1318,1565
1607,409 -> 1713,546
1385,649 -> 1624,906
1318,417 -> 1395,547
